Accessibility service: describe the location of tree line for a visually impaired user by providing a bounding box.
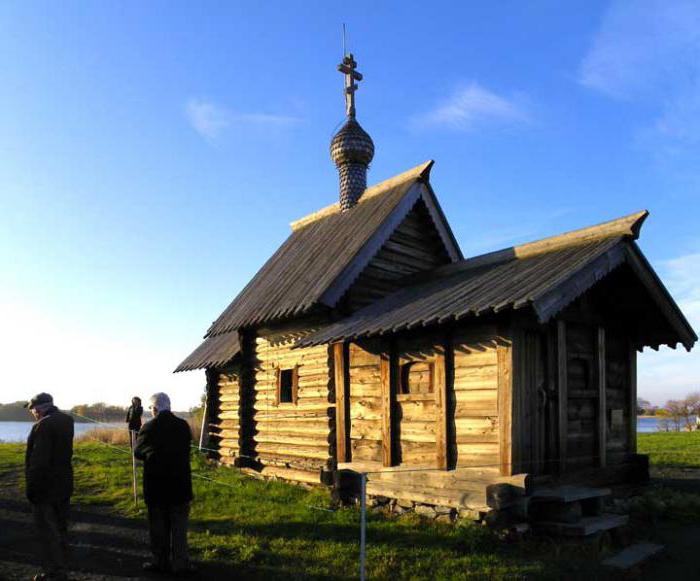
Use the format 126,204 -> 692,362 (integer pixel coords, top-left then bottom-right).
0,401 -> 128,423
638,394 -> 700,432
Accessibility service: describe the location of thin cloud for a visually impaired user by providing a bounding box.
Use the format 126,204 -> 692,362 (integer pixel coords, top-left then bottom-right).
579,1 -> 700,147
412,82 -> 529,131
185,98 -> 302,139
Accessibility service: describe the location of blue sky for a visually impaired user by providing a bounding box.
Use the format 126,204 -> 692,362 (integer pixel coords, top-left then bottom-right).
1,1 -> 699,410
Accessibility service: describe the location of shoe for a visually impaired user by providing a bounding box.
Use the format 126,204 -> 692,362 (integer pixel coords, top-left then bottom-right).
33,574 -> 68,581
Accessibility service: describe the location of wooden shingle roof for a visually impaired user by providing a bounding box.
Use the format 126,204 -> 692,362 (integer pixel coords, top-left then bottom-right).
175,160 -> 462,371
205,160 -> 460,336
175,331 -> 240,372
298,211 -> 697,351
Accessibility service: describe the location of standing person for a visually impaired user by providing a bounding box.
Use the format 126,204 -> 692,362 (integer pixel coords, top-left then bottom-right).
24,392 -> 74,581
134,392 -> 194,575
125,396 -> 143,447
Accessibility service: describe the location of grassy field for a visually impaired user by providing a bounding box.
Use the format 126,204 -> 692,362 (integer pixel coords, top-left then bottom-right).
0,432 -> 696,578
0,441 -> 610,580
638,431 -> 700,469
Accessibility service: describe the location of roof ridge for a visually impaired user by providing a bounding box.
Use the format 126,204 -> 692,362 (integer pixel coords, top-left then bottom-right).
290,160 -> 434,231
435,210 -> 649,277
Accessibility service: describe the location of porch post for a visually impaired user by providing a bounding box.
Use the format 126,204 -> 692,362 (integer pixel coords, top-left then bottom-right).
434,343 -> 448,470
557,320 -> 568,473
628,343 -> 637,454
333,342 -> 350,463
380,342 -> 396,467
597,327 -> 607,467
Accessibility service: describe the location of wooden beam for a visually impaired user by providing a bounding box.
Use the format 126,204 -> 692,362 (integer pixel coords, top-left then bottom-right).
497,335 -> 513,476
597,327 -> 607,468
557,320 -> 568,473
629,343 -> 637,454
434,345 -> 448,470
333,342 -> 350,463
380,345 -> 396,467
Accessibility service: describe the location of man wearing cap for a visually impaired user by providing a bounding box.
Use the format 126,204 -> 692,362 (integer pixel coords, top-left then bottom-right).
24,392 -> 74,581
134,392 -> 194,575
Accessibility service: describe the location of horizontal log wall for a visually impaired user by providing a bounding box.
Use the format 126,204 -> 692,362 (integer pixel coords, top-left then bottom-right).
452,326 -> 500,468
251,336 -> 333,481
348,340 -> 383,463
209,366 -> 242,462
605,331 -> 631,464
396,336 -> 442,466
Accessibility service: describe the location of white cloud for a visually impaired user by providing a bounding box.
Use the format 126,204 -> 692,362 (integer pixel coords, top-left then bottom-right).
579,1 -> 700,147
412,82 -> 529,131
185,99 -> 302,139
639,251 -> 700,405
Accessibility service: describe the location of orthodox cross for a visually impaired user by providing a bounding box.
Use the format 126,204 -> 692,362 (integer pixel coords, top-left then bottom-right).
337,53 -> 363,118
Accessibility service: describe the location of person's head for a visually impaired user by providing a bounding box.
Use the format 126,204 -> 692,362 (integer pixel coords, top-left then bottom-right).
132,396 -> 141,407
148,392 -> 171,417
24,392 -> 54,421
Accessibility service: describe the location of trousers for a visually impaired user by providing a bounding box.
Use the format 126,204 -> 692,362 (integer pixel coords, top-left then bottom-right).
147,502 -> 190,571
32,499 -> 70,577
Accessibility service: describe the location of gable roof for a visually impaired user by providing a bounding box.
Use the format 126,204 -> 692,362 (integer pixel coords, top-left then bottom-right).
175,160 -> 462,372
205,160 -> 461,336
298,211 -> 697,351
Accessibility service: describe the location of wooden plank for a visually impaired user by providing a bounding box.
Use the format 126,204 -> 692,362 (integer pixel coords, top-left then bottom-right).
334,342 -> 350,463
435,347 -> 448,469
380,347 -> 395,467
557,320 -> 568,473
497,336 -> 512,476
628,343 -> 637,454
597,327 -> 607,467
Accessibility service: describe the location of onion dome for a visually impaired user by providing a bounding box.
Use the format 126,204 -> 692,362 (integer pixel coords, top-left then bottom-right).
331,118 -> 375,211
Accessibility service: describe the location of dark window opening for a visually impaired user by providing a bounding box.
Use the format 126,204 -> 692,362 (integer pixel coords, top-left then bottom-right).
399,361 -> 434,395
277,367 -> 298,404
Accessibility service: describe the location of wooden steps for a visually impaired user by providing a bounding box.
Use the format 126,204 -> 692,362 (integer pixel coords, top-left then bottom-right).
535,514 -> 628,537
532,486 -> 611,503
602,543 -> 664,572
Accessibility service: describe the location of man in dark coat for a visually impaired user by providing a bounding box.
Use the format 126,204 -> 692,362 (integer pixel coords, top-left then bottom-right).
24,392 -> 74,581
134,392 -> 193,574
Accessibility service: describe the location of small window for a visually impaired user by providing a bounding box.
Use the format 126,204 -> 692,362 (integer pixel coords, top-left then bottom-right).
277,367 -> 298,404
400,361 -> 434,395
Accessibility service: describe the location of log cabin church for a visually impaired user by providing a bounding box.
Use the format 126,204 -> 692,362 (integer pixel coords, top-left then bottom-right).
176,53 -> 696,518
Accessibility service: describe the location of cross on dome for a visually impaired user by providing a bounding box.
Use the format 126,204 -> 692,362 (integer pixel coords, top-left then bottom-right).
337,53 -> 363,118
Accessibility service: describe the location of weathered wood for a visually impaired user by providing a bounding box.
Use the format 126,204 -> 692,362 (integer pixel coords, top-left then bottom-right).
497,336 -> 512,476
557,320 -> 568,473
334,342 -> 350,463
597,327 -> 607,467
628,343 -> 637,454
380,348 -> 395,466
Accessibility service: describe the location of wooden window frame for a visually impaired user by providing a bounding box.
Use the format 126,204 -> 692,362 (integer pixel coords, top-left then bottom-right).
276,365 -> 299,405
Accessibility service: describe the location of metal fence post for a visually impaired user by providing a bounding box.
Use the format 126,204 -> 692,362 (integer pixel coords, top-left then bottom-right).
360,472 -> 367,581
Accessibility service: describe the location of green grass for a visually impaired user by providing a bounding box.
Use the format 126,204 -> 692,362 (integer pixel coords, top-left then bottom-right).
638,431 -> 700,468
0,441 -> 609,580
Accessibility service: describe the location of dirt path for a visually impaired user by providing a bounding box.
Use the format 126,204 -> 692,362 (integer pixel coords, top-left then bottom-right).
0,470 -> 236,580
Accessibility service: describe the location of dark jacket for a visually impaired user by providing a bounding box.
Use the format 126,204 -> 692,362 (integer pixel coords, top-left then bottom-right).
134,411 -> 193,506
25,407 -> 74,503
125,404 -> 143,430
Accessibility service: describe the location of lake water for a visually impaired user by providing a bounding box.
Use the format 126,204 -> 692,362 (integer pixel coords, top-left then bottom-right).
0,417 -> 693,442
0,421 -> 122,443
